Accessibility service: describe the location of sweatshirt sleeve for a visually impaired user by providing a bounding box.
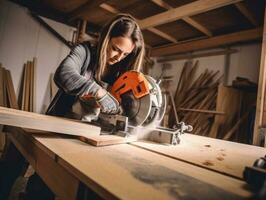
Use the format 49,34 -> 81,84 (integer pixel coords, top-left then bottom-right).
53,44 -> 97,96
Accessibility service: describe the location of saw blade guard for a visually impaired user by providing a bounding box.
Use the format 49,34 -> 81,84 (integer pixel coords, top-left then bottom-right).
142,75 -> 166,127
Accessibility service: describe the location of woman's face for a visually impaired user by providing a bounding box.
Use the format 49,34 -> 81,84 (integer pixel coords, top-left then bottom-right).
106,36 -> 135,65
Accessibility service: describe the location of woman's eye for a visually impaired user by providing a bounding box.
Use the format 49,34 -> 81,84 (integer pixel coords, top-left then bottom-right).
112,46 -> 118,51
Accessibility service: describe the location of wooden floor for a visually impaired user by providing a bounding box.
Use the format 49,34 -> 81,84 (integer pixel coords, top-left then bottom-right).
6,126 -> 266,200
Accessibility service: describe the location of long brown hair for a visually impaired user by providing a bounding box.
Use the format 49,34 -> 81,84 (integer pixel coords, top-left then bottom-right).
94,14 -> 145,83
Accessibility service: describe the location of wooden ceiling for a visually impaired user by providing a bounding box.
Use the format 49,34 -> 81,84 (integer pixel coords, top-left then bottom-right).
12,0 -> 265,56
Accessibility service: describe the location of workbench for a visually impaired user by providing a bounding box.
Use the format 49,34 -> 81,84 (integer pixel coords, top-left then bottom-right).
7,127 -> 266,200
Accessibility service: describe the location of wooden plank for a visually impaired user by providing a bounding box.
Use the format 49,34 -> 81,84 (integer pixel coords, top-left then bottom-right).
254,6 -> 266,146
21,63 -> 26,110
157,48 -> 238,63
223,111 -> 249,140
32,57 -> 37,112
24,61 -> 31,111
0,106 -> 101,139
29,60 -> 33,112
209,85 -> 241,138
183,17 -> 213,37
132,134 -> 266,179
0,65 -> 4,106
179,108 -> 225,115
235,2 -> 258,26
150,0 -> 212,36
16,132 -> 252,200
69,0 -> 108,21
0,65 -> 6,151
99,3 -> 177,43
139,0 -> 242,29
151,27 -> 262,56
5,70 -> 19,109
1,107 -> 134,146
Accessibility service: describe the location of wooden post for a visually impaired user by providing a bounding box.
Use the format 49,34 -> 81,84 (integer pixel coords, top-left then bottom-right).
253,6 -> 266,146
77,19 -> 87,43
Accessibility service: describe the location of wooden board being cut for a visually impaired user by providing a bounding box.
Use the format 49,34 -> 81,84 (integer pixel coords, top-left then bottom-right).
131,134 -> 266,179
0,106 -> 101,139
9,130 -> 252,200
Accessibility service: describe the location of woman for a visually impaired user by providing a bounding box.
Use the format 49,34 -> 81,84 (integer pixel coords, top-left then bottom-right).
0,13 -> 145,199
47,13 -> 145,120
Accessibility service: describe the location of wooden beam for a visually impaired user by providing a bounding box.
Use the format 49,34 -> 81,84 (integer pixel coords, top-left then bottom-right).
0,106 -> 101,139
182,17 -> 212,37
157,49 -> 238,62
151,28 -> 262,57
139,0 -> 243,29
99,3 -> 177,43
150,0 -> 212,36
254,6 -> 266,146
235,2 -> 258,26
69,0 -> 108,21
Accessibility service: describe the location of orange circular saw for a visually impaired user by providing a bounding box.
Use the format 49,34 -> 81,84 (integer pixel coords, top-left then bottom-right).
111,71 -> 165,126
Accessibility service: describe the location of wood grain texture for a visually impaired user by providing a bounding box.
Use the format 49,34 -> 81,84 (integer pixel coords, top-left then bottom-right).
9,129 -> 252,200
209,85 -> 241,138
139,0 -> 242,29
8,128 -> 80,200
151,28 -> 262,57
132,133 -> 266,179
5,70 -> 19,109
254,7 -> 266,146
32,57 -> 37,112
0,106 -> 101,138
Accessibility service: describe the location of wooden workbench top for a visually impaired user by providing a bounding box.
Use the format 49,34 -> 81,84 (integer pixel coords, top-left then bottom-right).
8,127 -> 260,200
133,133 -> 266,179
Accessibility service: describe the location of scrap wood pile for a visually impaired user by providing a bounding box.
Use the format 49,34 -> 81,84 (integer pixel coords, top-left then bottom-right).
0,58 -> 37,152
166,60 -> 257,143
0,63 -> 18,151
0,64 -> 19,110
167,60 -> 223,136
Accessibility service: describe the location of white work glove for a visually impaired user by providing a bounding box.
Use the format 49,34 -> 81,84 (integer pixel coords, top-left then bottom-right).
97,92 -> 120,114
81,79 -> 120,114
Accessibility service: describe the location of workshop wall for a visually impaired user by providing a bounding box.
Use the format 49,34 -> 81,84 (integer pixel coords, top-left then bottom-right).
0,0 -> 74,113
151,43 -> 261,94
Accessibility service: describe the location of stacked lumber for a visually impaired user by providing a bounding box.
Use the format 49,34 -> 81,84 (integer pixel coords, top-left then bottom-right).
168,60 -> 223,136
167,61 -> 257,143
0,64 -> 18,108
20,57 -> 36,112
0,63 -> 18,151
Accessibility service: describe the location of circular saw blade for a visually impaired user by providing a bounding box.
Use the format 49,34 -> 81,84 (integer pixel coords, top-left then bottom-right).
121,92 -> 152,126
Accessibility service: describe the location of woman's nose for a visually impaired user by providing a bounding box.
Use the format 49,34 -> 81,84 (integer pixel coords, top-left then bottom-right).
115,53 -> 124,62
